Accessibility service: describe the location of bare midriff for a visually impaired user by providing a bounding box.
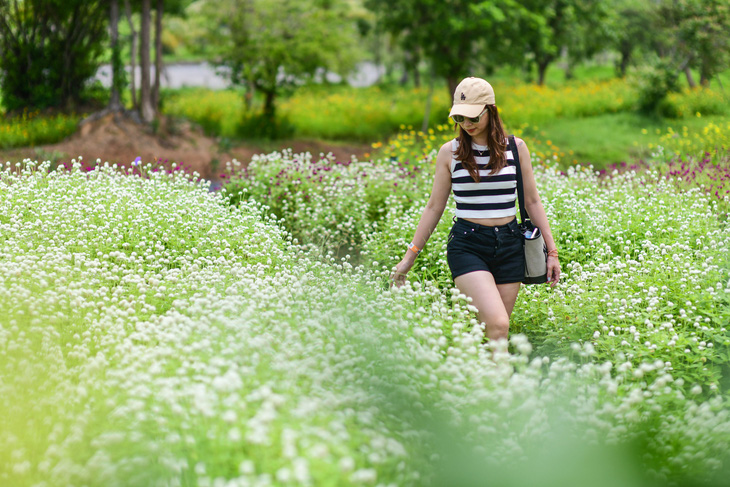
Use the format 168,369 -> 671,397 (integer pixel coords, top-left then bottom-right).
461,216 -> 517,227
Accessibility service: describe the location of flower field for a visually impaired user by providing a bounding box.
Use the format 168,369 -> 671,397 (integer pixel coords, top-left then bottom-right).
2,135 -> 730,485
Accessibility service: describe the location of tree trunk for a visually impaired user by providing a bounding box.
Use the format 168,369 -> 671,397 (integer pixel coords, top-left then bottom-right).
684,67 -> 697,88
537,59 -> 550,86
412,49 -> 421,88
263,90 -> 276,118
421,71 -> 434,134
109,0 -> 122,110
700,62 -> 711,86
447,75 -> 459,101
244,80 -> 255,110
124,0 -> 138,110
140,0 -> 154,122
618,48 -> 631,77
152,0 -> 163,109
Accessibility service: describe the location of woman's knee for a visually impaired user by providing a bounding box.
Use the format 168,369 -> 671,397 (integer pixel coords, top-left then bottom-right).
483,314 -> 510,335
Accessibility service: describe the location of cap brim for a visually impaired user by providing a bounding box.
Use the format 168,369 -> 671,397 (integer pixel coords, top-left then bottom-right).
449,104 -> 485,118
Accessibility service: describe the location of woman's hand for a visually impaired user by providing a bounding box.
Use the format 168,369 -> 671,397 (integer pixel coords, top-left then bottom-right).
391,258 -> 414,287
547,255 -> 561,287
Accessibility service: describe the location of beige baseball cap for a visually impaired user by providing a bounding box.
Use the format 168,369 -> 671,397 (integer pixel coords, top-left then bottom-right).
448,77 -> 496,118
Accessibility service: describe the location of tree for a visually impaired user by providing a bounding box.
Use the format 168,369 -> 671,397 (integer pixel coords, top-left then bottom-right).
671,0 -> 730,86
604,0 -> 658,77
562,0 -> 613,77
124,0 -> 139,110
139,0 -> 155,122
202,0 -> 362,119
366,0 -> 526,96
0,0 -> 108,112
152,0 -> 164,108
109,0 -> 124,111
630,0 -> 730,92
515,0 -> 612,85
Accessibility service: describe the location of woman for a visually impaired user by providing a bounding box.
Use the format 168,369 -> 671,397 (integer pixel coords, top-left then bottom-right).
392,77 -> 560,342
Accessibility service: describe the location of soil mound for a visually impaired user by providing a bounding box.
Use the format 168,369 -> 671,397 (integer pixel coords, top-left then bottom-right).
2,113 -> 373,181
48,113 -> 233,180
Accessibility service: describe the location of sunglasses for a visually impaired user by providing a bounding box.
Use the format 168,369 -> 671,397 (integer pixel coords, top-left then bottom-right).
452,108 -> 488,124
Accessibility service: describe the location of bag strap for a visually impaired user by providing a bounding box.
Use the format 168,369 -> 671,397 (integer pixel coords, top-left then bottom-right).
508,135 -> 530,226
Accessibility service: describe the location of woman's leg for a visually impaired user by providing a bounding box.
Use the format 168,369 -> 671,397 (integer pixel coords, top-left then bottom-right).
454,271 -> 517,341
496,281 -> 521,316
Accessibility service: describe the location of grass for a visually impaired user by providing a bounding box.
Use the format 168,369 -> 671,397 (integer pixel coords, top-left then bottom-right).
0,110 -> 80,150
528,113 -> 730,168
524,113 -> 669,166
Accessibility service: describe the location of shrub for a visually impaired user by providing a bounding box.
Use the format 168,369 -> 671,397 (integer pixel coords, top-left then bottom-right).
0,1 -> 107,111
654,120 -> 730,163
0,110 -> 79,149
632,61 -> 682,116
663,88 -> 730,119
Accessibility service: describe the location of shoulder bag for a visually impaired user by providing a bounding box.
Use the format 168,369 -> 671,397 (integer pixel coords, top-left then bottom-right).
508,135 -> 548,284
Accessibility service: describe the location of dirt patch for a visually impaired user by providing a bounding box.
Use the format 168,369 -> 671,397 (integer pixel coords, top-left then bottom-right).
1,114 -> 373,181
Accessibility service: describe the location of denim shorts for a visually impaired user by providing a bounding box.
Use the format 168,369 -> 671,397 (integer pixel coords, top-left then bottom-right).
446,218 -> 525,284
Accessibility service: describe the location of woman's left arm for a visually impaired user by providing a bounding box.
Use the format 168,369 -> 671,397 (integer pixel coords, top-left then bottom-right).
515,137 -> 561,287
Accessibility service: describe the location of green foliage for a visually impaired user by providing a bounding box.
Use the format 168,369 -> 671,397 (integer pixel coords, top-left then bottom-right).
224,150 -> 430,253
281,84 -> 451,141
605,0 -> 660,76
198,0 -> 363,118
163,88 -> 244,137
633,60 -> 682,116
365,0 -> 528,92
237,112 -> 295,140
223,135 -> 730,395
3,154 -> 730,485
0,0 -> 108,111
661,87 -> 730,119
661,0 -> 730,84
163,84 -> 452,142
515,0 -> 613,83
0,110 -> 80,149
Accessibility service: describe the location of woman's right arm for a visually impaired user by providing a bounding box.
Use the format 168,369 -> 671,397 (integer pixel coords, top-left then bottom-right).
391,142 -> 453,286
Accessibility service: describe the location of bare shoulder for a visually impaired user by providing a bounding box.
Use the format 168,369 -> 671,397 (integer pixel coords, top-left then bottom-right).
512,136 -> 531,161
438,140 -> 454,155
513,136 -> 529,151
436,140 -> 454,166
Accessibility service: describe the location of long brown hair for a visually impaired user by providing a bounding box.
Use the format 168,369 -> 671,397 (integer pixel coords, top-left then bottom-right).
454,105 -> 508,182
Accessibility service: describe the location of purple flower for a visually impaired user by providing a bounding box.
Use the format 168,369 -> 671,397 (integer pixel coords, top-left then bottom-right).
133,156 -> 142,166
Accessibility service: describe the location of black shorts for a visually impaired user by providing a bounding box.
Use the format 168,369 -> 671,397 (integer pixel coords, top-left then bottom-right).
446,218 -> 525,284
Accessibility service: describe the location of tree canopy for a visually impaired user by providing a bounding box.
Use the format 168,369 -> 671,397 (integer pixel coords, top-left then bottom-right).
0,0 -> 108,112
200,0 -> 363,118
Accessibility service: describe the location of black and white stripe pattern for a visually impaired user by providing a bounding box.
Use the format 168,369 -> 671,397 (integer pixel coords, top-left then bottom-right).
450,139 -> 517,219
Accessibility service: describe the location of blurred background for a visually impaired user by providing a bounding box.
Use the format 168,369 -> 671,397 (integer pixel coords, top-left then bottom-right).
0,0 -> 728,177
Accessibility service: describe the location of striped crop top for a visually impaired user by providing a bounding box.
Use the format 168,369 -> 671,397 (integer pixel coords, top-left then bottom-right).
450,139 -> 517,219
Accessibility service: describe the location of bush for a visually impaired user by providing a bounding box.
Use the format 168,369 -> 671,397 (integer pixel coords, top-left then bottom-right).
237,111 -> 295,140
663,88 -> 730,119
632,61 -> 682,116
0,1 -> 107,111
0,110 -> 80,149
653,120 -> 730,163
